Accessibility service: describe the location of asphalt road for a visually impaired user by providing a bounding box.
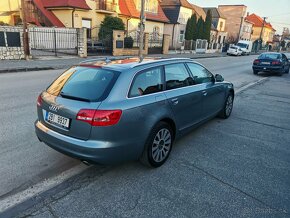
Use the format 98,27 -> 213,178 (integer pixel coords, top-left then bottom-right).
1,55 -> 290,217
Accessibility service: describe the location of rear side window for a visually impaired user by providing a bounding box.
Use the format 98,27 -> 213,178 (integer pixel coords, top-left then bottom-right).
47,67 -> 120,102
186,63 -> 213,84
164,63 -> 194,90
129,67 -> 163,98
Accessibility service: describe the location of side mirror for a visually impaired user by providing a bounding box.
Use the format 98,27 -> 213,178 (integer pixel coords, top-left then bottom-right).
215,74 -> 224,82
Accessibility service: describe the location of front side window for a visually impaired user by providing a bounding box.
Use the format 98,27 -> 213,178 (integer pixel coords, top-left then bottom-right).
129,67 -> 163,98
164,63 -> 194,90
186,63 -> 213,84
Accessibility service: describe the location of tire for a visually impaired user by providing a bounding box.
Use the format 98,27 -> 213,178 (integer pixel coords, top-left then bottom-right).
253,70 -> 258,75
285,67 -> 289,74
140,122 -> 173,168
218,93 -> 234,119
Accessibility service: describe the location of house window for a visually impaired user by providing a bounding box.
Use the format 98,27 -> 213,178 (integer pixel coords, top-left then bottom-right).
179,30 -> 185,43
219,21 -> 224,31
218,35 -> 221,43
223,36 -> 226,43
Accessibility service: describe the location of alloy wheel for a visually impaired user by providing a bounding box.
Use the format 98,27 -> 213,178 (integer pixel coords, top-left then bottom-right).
151,128 -> 172,163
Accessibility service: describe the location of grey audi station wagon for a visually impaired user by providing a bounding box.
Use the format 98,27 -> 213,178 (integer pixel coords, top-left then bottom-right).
35,57 -> 234,167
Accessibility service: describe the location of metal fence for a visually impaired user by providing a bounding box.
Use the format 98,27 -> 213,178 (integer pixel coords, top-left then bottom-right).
87,26 -> 113,55
148,33 -> 163,54
196,39 -> 207,53
29,27 -> 79,56
184,40 -> 196,51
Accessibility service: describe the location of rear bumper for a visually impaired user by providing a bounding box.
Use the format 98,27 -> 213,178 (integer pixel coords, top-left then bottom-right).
252,65 -> 283,73
227,51 -> 240,56
35,120 -> 143,165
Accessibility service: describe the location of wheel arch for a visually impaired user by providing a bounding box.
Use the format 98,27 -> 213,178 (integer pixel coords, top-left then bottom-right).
159,117 -> 177,141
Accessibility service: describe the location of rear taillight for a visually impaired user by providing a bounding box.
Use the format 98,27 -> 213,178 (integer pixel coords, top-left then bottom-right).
253,59 -> 260,64
76,109 -> 122,126
272,61 -> 281,65
37,94 -> 42,107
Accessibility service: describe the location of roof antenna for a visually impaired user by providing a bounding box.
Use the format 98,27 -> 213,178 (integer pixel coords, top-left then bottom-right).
105,57 -> 110,64
139,55 -> 144,63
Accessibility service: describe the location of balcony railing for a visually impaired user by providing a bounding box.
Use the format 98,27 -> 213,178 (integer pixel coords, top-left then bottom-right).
96,0 -> 117,12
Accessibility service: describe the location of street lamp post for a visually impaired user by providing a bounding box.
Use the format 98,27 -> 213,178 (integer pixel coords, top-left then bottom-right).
21,0 -> 30,60
138,0 -> 145,62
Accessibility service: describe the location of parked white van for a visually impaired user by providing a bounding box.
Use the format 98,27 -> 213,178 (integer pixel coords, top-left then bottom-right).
236,40 -> 253,55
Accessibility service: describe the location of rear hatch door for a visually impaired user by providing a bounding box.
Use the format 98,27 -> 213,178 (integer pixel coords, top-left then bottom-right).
38,66 -> 120,140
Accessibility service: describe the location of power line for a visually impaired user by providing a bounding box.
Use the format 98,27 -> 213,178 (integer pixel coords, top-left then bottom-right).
270,21 -> 290,25
267,13 -> 290,18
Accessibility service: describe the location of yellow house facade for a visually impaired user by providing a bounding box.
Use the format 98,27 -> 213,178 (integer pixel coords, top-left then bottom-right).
0,0 -> 21,25
251,26 -> 275,44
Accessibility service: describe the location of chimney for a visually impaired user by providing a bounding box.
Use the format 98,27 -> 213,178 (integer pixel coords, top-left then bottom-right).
247,12 -> 249,17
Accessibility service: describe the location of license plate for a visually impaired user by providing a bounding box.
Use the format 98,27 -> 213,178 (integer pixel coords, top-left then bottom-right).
45,111 -> 70,129
261,62 -> 270,65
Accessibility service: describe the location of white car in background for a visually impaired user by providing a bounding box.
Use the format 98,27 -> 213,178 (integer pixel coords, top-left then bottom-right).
236,40 -> 253,55
227,45 -> 243,56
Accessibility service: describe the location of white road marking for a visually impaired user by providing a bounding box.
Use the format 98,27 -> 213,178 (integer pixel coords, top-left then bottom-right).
236,77 -> 268,94
0,164 -> 89,213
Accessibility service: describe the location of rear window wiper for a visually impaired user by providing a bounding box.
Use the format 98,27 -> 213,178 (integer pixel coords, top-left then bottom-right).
60,92 -> 91,102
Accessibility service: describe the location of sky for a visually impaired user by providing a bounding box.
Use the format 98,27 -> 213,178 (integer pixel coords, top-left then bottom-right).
190,0 -> 290,34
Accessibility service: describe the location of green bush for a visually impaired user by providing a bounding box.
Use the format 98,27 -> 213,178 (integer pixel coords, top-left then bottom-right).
98,16 -> 125,41
124,36 -> 134,48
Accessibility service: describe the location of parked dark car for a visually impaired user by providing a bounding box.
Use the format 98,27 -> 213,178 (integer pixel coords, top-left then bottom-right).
35,58 -> 234,167
252,52 -> 290,75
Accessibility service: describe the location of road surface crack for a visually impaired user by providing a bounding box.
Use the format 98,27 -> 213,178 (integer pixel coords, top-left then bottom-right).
234,117 -> 290,131
177,160 -> 288,215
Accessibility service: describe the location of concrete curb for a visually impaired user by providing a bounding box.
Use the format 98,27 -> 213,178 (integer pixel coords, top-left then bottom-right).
0,54 -> 228,73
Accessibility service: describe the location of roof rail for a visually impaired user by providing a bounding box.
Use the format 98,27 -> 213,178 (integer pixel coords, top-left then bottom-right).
79,56 -> 133,64
131,57 -> 192,68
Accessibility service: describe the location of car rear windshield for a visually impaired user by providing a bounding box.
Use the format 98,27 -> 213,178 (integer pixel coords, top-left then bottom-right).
230,46 -> 237,49
46,67 -> 120,102
259,53 -> 281,60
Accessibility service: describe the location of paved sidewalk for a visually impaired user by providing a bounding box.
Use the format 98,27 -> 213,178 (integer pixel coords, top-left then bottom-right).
2,73 -> 290,218
0,53 -> 226,73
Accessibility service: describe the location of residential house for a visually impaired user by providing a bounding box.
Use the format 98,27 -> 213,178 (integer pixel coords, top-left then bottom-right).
160,0 -> 193,49
1,0 -> 121,39
218,5 -> 249,43
239,17 -> 254,41
245,13 -> 276,46
118,0 -> 169,40
203,7 -> 227,46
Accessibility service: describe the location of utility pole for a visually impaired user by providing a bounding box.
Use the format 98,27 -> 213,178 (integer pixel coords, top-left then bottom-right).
138,0 -> 145,62
21,0 -> 30,60
258,17 -> 267,51
237,16 -> 243,42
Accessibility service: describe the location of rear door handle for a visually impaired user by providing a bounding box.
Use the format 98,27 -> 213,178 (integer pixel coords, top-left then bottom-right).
171,98 -> 179,105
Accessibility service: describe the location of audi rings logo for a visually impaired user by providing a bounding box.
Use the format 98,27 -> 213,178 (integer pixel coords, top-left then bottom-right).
49,105 -> 60,112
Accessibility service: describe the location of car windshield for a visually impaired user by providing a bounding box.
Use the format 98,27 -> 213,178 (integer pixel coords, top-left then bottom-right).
47,67 -> 120,102
236,43 -> 247,48
259,53 -> 281,60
